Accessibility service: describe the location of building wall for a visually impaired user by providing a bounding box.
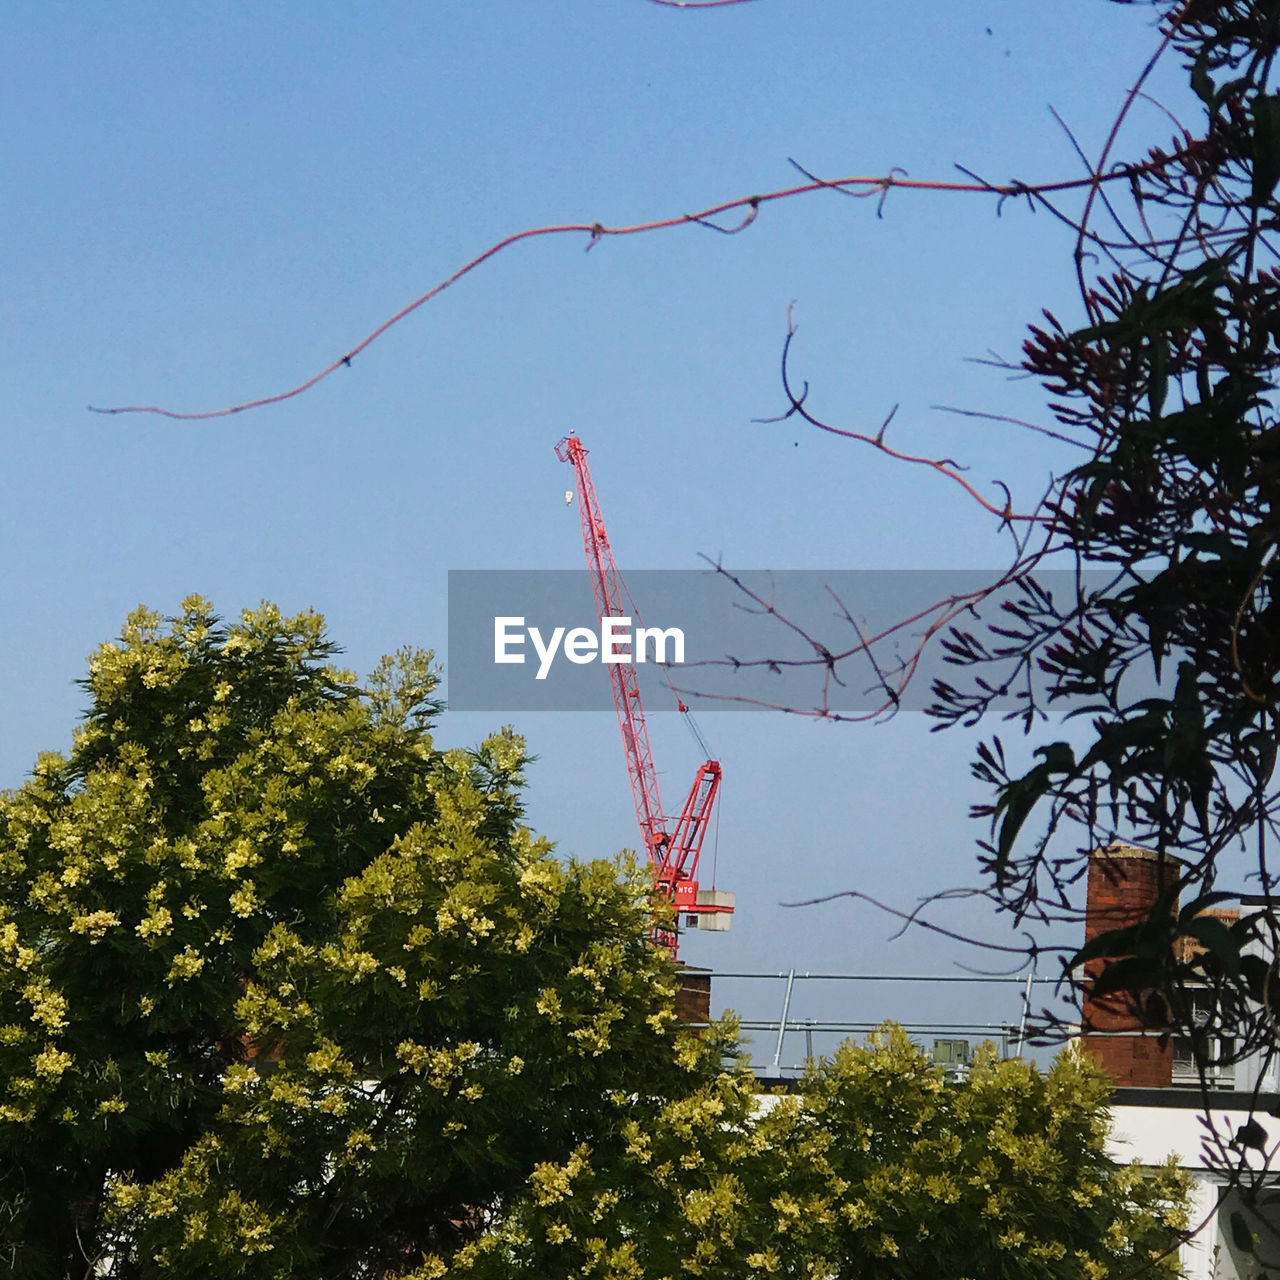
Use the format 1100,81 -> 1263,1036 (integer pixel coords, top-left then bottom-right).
1110,1100 -> 1280,1280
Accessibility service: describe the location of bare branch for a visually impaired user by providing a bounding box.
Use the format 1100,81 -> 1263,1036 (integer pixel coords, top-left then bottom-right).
779,887 -> 1074,958
761,327 -> 1048,524
88,147 -> 1204,421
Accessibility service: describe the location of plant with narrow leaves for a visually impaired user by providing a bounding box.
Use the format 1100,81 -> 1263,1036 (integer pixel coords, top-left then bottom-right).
926,1 -> 1280,1111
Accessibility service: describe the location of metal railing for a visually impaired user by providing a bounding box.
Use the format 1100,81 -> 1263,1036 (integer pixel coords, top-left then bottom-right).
708,969 -> 1062,1075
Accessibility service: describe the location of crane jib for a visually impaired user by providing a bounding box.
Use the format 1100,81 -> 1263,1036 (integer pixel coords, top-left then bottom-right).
554,433 -> 735,954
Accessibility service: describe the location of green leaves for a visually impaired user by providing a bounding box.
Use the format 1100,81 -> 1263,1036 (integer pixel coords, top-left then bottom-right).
1181,914 -> 1240,976
989,742 -> 1077,882
1191,46 -> 1217,108
1252,93 -> 1280,208
458,1025 -> 1190,1280
1230,1208 -> 1256,1255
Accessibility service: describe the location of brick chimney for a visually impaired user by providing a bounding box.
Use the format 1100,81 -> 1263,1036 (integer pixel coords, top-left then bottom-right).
674,966 -> 711,1028
1080,843 -> 1182,1088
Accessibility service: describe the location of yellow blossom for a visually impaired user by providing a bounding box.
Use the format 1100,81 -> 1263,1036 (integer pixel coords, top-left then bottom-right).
69,910 -> 120,941
166,946 -> 205,982
137,907 -> 173,939
33,1046 -> 73,1077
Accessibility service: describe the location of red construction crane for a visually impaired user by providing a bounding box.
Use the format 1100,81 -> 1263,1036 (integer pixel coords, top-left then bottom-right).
555,433 -> 734,955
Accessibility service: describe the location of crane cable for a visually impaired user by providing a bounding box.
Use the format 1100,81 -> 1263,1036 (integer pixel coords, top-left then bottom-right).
679,702 -> 714,761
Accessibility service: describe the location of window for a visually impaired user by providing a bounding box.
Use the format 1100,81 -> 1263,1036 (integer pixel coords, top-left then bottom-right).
1172,988 -> 1235,1087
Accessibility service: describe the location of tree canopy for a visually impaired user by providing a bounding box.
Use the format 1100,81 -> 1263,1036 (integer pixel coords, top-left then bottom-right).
451,1025 -> 1190,1280
0,598 -> 706,1278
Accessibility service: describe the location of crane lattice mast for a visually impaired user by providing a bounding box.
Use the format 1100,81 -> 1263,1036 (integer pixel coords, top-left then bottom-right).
555,433 -> 733,954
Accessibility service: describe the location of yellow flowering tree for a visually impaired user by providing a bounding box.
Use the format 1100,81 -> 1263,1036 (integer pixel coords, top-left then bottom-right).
459,1026 -> 1190,1280
0,599 -> 708,1279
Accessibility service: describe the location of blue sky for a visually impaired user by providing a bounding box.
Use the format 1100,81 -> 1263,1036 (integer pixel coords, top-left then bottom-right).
2,2 -> 1192,1050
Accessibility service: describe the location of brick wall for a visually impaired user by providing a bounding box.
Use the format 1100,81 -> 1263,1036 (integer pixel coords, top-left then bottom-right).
1085,1029 -> 1175,1088
674,967 -> 711,1028
1080,843 -> 1182,1088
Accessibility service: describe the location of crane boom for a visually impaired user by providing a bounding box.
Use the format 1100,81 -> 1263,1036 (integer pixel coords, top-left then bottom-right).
556,433 -> 666,857
555,433 -> 733,954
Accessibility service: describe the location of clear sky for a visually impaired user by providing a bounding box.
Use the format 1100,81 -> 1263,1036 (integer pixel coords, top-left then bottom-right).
2,1 -> 1193,1055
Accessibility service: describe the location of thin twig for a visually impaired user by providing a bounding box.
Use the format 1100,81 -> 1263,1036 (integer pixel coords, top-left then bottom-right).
779,887 -> 1075,957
